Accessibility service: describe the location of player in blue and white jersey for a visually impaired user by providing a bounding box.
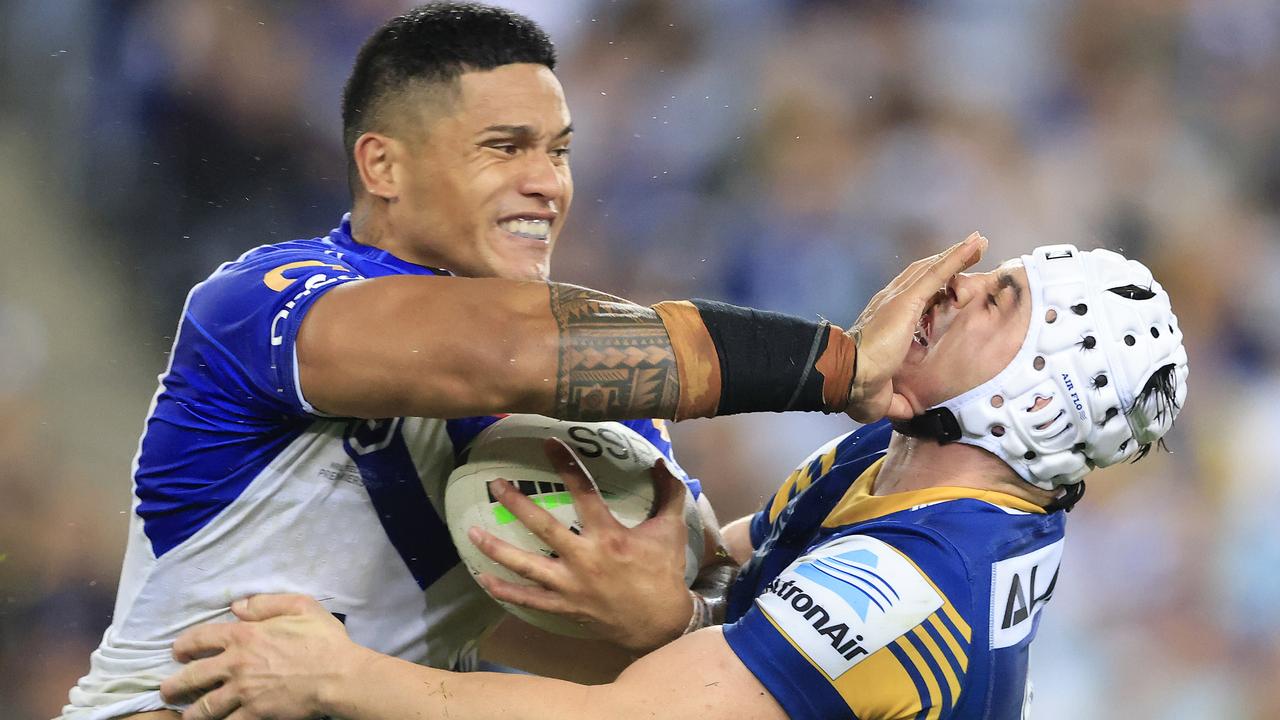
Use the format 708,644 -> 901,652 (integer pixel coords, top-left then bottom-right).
65,4 -> 979,719
158,244 -> 1188,720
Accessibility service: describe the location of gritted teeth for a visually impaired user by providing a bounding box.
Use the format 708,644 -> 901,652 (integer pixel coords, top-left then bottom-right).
498,218 -> 552,240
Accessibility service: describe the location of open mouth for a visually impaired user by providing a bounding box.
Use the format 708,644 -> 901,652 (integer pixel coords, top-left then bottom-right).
913,313 -> 931,348
913,287 -> 952,349
498,217 -> 552,243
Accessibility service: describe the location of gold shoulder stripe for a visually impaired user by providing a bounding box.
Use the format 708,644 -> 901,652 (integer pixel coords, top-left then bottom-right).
832,647 -> 923,720
768,442 -> 844,522
927,613 -> 969,673
893,636 -> 942,720
940,602 -> 972,644
911,626 -> 961,709
818,442 -> 839,477
767,466 -> 804,522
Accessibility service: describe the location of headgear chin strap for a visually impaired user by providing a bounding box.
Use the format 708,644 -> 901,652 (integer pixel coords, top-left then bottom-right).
894,245 -> 1189,492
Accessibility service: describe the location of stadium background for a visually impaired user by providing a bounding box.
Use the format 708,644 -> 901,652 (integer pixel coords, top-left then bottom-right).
1,0 -> 1277,717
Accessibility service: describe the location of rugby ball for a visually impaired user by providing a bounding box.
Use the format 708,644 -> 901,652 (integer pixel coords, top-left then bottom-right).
445,415 -> 705,637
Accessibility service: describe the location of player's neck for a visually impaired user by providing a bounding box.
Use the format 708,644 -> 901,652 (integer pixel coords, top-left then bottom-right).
874,432 -> 1056,508
349,202 -> 434,268
349,201 -> 393,250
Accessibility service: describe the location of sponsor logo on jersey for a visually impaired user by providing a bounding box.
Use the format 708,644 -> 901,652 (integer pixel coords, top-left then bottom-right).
990,538 -> 1063,649
263,260 -> 354,291
756,535 -> 942,679
268,264 -> 364,346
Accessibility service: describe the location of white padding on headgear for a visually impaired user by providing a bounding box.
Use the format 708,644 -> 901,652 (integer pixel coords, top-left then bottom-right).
930,245 -> 1189,490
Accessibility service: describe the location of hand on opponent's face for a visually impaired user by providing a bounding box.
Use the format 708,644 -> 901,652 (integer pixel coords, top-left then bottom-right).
470,438 -> 695,653
845,232 -> 988,423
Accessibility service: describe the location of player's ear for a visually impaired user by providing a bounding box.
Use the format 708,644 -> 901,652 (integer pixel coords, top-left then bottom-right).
353,131 -> 399,201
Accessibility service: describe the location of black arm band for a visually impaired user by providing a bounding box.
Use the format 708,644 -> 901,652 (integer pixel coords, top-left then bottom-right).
689,299 -> 842,415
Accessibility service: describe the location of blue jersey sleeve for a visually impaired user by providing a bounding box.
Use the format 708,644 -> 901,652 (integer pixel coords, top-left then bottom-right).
181,246 -> 365,419
723,529 -> 974,720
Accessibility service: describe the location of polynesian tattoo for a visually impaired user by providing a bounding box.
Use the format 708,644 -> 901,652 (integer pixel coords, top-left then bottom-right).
549,283 -> 680,420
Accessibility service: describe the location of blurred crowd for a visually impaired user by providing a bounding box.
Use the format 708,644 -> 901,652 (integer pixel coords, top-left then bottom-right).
2,0 -> 1279,717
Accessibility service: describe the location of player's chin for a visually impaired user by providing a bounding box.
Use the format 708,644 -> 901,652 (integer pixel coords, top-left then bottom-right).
489,235 -> 553,280
494,255 -> 552,282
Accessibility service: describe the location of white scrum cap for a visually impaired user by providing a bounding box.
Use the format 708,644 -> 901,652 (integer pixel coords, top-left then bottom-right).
901,245 -> 1189,491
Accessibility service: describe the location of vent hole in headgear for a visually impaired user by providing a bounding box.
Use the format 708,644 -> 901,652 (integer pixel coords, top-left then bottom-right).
992,425 -> 1005,437
990,395 -> 1004,408
1082,336 -> 1097,349
1073,442 -> 1087,453
1035,409 -> 1066,430
1094,374 -> 1109,388
1151,327 -> 1160,338
1125,335 -> 1136,346
1045,309 -> 1058,324
1108,284 -> 1156,300
1024,450 -> 1037,460
1047,423 -> 1073,441
1033,356 -> 1046,370
1072,303 -> 1088,315
1104,407 -> 1119,422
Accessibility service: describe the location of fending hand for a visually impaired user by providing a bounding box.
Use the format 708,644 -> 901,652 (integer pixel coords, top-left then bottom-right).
468,438 -> 694,653
845,232 -> 988,423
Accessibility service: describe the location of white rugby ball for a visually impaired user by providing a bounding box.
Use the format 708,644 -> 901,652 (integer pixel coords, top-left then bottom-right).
445,415 -> 705,638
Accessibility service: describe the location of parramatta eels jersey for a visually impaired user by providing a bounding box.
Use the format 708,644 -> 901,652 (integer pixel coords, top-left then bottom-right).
63,215 -> 696,719
723,421 -> 1065,720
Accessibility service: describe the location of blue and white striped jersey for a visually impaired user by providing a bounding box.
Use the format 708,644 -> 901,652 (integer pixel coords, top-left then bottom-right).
724,421 -> 1065,720
63,215 -> 692,719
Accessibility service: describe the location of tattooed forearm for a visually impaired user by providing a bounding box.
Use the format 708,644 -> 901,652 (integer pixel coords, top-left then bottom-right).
549,283 -> 681,421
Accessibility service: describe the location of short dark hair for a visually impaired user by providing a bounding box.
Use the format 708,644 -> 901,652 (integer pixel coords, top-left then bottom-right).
341,2 -> 557,195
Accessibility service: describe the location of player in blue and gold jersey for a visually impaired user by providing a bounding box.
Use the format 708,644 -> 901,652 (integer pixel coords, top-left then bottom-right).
157,243 -> 1189,719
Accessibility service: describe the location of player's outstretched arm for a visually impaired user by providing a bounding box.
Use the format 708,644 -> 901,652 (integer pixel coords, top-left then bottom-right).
297,276 -> 654,419
296,233 -> 987,422
160,594 -> 786,720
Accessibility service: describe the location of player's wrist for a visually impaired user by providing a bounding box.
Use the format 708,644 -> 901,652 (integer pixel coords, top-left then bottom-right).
842,328 -> 874,420
613,585 -> 696,653
317,643 -> 383,717
652,300 -> 856,420
682,589 -> 712,635
669,555 -> 741,643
